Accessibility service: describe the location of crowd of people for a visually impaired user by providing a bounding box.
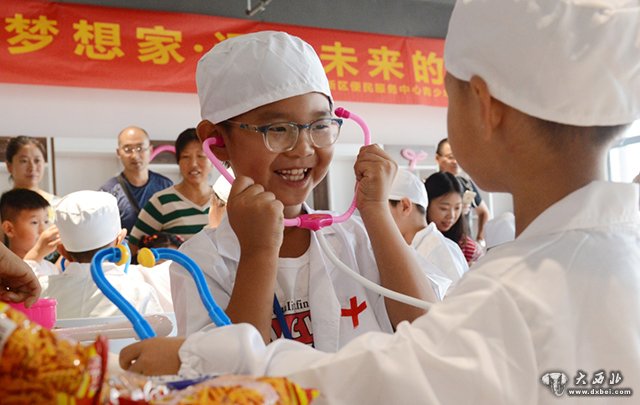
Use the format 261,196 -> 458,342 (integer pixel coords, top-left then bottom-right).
1,0 -> 638,402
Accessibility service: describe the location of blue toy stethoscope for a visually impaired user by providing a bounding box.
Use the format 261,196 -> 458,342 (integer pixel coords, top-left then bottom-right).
90,107 -> 431,341
91,245 -> 230,339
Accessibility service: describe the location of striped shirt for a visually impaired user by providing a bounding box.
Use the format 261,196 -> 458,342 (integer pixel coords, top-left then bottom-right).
129,186 -> 210,246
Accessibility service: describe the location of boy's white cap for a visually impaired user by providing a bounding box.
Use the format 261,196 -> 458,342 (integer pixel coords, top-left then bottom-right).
388,169 -> 429,209
55,191 -> 121,252
445,0 -> 640,126
197,31 -> 333,124
212,170 -> 233,204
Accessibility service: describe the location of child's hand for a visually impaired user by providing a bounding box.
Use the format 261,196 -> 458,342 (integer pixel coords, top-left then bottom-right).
353,144 -> 398,214
0,243 -> 41,307
227,175 -> 284,254
119,337 -> 185,376
24,225 -> 60,262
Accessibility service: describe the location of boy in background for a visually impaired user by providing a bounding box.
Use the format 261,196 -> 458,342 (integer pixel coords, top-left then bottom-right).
388,168 -> 468,296
0,188 -> 60,276
39,190 -> 163,318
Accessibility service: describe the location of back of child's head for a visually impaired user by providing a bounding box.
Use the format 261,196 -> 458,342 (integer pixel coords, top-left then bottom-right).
389,169 -> 428,215
174,128 -> 198,163
138,232 -> 184,250
0,188 -> 50,223
55,190 -> 121,262
424,172 -> 464,202
444,0 -> 639,135
196,31 -> 332,124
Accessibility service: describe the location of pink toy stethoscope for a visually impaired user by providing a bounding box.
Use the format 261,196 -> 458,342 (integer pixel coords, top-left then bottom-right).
203,107 -> 432,314
202,107 -> 363,232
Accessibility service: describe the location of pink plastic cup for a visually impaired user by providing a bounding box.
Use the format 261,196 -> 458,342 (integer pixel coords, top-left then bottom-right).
8,298 -> 57,329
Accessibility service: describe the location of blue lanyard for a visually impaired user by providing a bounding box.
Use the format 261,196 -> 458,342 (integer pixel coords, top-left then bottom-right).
272,294 -> 293,339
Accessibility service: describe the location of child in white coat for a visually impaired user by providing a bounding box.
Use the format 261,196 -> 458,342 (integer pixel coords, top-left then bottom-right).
39,191 -> 164,318
121,2 -> 640,403
166,31 -> 437,349
388,168 -> 468,297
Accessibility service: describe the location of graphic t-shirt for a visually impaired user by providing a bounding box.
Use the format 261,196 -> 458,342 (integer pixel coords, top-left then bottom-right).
271,249 -> 313,346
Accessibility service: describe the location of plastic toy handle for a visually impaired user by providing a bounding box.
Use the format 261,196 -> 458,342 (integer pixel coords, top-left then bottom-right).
150,144 -> 176,161
90,247 -> 156,339
153,248 -> 231,327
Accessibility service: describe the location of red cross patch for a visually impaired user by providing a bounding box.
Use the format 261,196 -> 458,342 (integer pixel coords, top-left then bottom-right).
341,296 -> 367,328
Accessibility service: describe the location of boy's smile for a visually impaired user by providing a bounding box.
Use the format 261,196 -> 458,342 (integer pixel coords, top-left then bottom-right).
217,92 -> 335,216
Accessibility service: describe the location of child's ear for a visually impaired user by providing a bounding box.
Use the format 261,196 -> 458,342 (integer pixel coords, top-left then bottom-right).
57,244 -> 72,262
197,120 -> 229,162
2,220 -> 14,238
115,228 -> 127,245
401,198 -> 413,216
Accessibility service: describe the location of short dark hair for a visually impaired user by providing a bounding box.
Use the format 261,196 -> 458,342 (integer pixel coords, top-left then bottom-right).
436,138 -> 449,156
424,172 -> 470,243
66,244 -> 111,263
138,232 -> 184,249
175,128 -> 199,163
6,136 -> 46,163
0,188 -> 50,222
532,118 -> 628,150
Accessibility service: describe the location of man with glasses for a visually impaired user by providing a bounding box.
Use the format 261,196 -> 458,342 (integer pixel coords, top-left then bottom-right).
99,126 -> 173,234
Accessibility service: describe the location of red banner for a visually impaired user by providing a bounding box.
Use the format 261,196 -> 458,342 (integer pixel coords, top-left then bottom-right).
0,0 -> 447,106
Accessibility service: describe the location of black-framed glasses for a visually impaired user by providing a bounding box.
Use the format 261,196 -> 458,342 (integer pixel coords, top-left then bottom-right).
225,118 -> 343,153
120,144 -> 150,155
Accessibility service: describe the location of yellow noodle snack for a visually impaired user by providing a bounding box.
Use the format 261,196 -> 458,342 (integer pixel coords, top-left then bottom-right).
0,302 -> 108,404
108,373 -> 319,404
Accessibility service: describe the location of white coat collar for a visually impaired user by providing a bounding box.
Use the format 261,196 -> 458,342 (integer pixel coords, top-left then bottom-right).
213,202 -> 338,262
519,181 -> 640,242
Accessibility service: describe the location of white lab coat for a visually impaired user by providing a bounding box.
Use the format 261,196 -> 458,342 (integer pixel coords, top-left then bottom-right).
24,258 -> 60,277
178,181 -> 640,404
171,210 -> 442,349
411,222 -> 468,290
137,260 -> 174,312
39,262 -> 164,319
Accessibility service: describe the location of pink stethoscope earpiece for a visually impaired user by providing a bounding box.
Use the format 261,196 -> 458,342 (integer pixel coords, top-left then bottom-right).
202,107 -> 371,230
208,136 -> 225,147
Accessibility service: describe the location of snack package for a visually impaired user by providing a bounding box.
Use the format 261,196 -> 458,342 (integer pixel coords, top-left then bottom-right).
107,373 -> 319,405
0,301 -> 108,404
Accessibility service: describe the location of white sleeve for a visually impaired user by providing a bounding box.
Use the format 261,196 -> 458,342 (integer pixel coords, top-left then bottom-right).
24,259 -> 60,277
179,273 -> 537,405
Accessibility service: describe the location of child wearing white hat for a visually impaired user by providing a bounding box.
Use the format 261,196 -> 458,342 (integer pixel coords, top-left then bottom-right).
39,190 -> 163,318
169,30 -> 436,339
388,168 -> 468,297
121,1 -> 640,400
120,29 -> 438,372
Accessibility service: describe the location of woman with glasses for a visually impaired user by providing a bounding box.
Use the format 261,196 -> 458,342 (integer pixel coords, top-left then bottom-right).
128,128 -> 213,249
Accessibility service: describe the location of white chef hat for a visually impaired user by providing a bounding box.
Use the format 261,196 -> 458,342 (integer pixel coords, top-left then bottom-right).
55,190 -> 121,253
445,0 -> 640,126
212,169 -> 233,204
388,169 -> 429,209
196,31 -> 333,124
